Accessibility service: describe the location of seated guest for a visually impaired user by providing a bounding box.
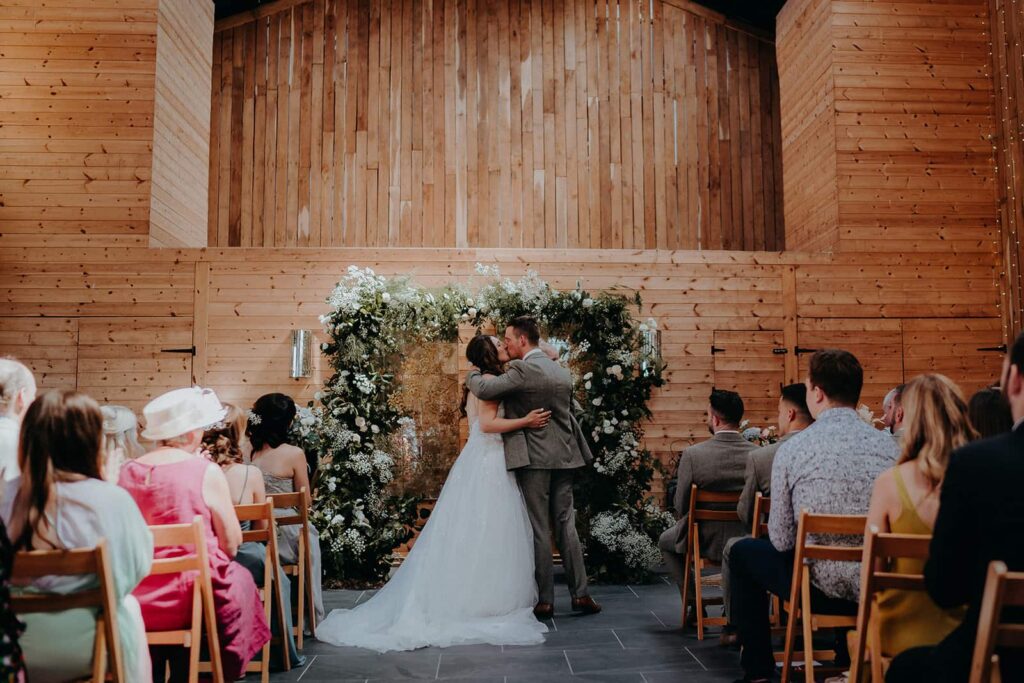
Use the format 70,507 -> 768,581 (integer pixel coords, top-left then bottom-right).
100,404 -> 143,481
967,386 -> 1012,439
863,374 -> 973,665
120,387 -> 270,681
0,359 -> 36,481
720,383 -> 813,645
248,393 -> 325,623
882,384 -> 906,442
887,335 -> 1024,683
658,389 -> 755,623
730,349 -> 898,683
4,390 -> 152,682
202,404 -> 304,669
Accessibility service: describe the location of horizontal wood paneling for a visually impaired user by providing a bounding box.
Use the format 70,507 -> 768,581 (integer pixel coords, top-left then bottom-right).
207,0 -> 784,251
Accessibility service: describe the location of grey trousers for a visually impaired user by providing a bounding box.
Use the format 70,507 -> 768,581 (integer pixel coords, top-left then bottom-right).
515,468 -> 590,604
720,534 -> 747,624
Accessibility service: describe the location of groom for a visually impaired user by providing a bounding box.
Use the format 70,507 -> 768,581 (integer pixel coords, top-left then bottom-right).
467,316 -> 602,619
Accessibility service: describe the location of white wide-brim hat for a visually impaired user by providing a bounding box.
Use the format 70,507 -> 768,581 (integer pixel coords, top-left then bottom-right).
141,387 -> 227,442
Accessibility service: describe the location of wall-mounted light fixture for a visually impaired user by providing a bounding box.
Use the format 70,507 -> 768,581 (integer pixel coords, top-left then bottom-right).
291,329 -> 312,378
641,328 -> 661,375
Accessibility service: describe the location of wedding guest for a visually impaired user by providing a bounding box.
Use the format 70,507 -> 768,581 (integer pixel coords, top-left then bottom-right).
202,404 -> 304,669
120,387 -> 270,681
886,334 -> 1024,683
882,385 -> 906,442
0,359 -> 36,481
720,383 -> 813,646
248,393 -> 325,624
100,405 -> 143,482
4,390 -> 152,682
730,349 -> 898,683
659,389 -> 756,625
967,386 -> 1012,439
860,374 -> 974,669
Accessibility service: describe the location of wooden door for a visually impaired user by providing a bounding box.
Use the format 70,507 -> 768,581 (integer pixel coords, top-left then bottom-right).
0,318 -> 78,392
796,319 -> 903,417
712,330 -> 787,430
76,317 -> 194,413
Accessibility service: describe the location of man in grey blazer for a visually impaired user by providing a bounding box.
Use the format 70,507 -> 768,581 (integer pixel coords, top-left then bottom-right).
658,389 -> 755,622
720,383 -> 813,646
466,316 -> 601,619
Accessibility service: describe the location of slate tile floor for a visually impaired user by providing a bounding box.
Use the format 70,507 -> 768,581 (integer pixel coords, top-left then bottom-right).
269,576 -> 740,682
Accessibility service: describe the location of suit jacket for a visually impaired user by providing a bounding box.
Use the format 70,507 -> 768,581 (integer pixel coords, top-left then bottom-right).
662,431 -> 756,561
736,431 -> 799,527
466,351 -> 593,471
922,426 -> 1024,681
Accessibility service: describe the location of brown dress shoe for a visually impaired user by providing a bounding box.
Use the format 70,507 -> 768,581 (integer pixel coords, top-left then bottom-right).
533,602 -> 554,619
571,595 -> 602,615
719,629 -> 739,648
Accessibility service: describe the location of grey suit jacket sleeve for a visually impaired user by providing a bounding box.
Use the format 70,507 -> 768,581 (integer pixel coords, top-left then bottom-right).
466,361 -> 527,400
737,456 -> 757,528
672,452 -> 695,517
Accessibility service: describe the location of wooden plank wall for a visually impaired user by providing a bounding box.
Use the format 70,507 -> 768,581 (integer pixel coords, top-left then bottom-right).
148,0 -> 214,247
990,0 -> 1024,335
0,0 -> 159,244
779,0 -> 1002,263
207,0 -> 785,251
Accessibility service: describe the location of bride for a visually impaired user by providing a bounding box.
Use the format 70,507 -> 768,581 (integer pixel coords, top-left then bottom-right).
315,335 -> 551,652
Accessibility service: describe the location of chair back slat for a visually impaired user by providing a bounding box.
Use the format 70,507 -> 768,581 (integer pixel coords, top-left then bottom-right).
752,493 -> 771,538
693,489 -> 742,505
873,572 -> 925,592
803,544 -> 864,562
996,624 -> 1024,648
693,510 -> 743,522
872,533 -> 931,561
235,502 -> 274,544
12,590 -> 104,613
802,514 -> 867,536
13,548 -> 99,577
150,522 -> 204,549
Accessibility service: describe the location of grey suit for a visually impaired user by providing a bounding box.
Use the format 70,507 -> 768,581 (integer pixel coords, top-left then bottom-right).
467,350 -> 591,603
658,431 -> 756,589
723,430 -> 799,622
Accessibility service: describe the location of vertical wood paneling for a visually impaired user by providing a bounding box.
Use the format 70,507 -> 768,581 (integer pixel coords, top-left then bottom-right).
208,0 -> 784,249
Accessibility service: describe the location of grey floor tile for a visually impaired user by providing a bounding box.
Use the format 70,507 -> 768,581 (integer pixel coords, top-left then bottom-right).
502,627 -> 621,652
437,650 -> 572,678
641,671 -> 737,683
565,646 -> 704,675
288,650 -> 440,680
507,674 -> 644,683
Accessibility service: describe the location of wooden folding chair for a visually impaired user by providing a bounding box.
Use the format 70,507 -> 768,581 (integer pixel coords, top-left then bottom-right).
145,517 -> 223,683
969,560 -> 1024,683
11,540 -> 124,682
268,486 -> 316,649
780,511 -> 866,683
196,502 -> 284,682
680,483 -> 743,640
849,527 -> 932,683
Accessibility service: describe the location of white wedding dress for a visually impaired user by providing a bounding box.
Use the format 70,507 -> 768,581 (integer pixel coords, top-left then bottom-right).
315,397 -> 547,652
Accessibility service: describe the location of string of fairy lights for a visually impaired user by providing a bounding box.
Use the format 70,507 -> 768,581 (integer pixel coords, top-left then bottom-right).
989,0 -> 1024,341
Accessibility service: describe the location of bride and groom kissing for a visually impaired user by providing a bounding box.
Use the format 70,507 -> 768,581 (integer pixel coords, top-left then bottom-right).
316,316 -> 602,652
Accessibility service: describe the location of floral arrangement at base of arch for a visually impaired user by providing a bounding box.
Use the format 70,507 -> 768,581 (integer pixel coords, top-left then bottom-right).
304,264 -> 668,585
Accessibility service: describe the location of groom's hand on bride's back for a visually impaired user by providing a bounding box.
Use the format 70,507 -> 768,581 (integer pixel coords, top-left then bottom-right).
524,408 -> 551,429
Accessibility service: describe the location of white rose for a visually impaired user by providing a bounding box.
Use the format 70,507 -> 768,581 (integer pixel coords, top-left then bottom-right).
603,424 -> 614,434
582,298 -> 594,308
466,298 -> 475,307
370,424 -> 380,434
352,434 -> 361,443
461,313 -> 470,321
468,307 -> 478,317
331,514 -> 345,526
585,381 -> 592,390
381,292 -> 391,302
583,372 -> 593,380
592,397 -> 603,406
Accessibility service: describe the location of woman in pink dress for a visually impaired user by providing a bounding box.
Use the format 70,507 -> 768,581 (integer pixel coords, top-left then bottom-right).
119,387 -> 270,681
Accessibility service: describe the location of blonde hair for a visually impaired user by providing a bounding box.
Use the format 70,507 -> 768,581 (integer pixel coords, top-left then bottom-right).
202,403 -> 247,466
101,405 -> 143,460
899,374 -> 978,489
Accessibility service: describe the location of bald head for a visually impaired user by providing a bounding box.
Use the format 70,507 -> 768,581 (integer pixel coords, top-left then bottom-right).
0,358 -> 36,420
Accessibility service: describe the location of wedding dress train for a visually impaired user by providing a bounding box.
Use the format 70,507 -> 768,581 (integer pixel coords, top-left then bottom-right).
314,400 -> 547,652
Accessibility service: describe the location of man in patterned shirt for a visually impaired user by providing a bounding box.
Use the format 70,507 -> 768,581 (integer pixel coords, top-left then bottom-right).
728,349 -> 898,683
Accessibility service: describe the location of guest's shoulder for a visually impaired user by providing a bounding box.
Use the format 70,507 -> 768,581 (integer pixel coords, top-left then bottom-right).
949,431 -> 1020,473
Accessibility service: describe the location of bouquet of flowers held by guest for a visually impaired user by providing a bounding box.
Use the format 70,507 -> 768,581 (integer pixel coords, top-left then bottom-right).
740,419 -> 779,447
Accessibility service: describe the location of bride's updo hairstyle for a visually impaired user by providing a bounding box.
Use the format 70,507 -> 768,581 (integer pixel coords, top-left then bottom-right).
247,393 -> 296,453
460,335 -> 505,417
